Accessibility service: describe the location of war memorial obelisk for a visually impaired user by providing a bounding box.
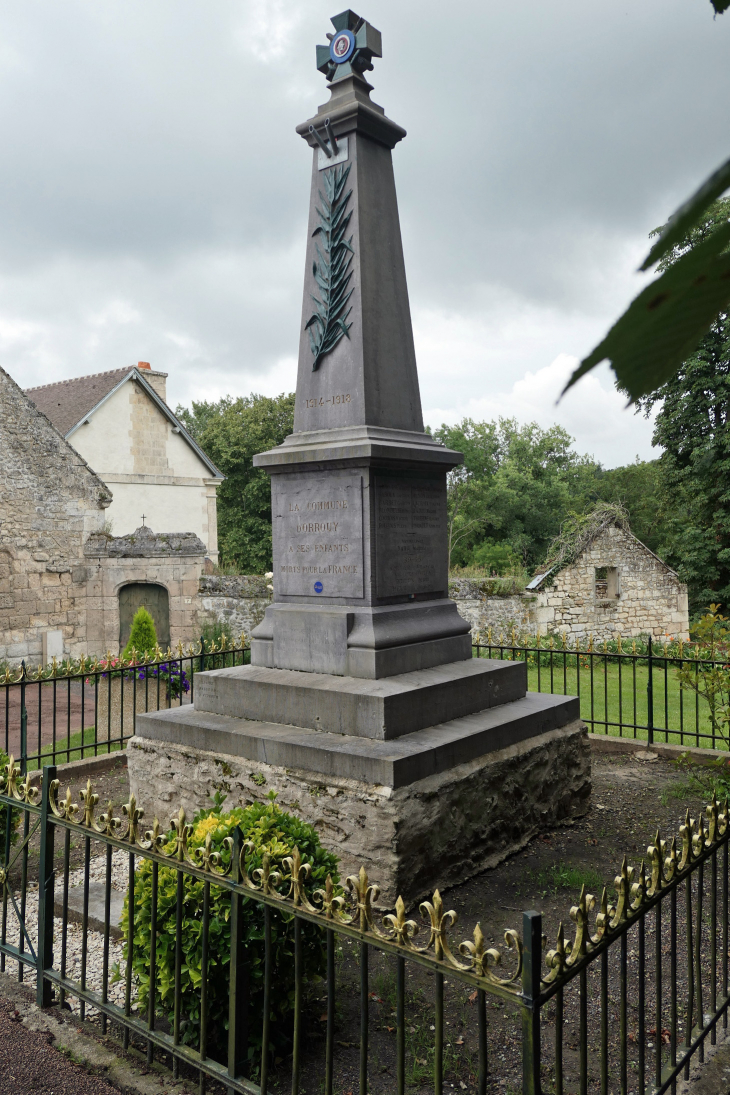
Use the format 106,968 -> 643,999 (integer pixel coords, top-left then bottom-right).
131,10 -> 590,903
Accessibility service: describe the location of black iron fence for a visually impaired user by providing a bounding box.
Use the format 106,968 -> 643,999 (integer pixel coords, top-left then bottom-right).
0,763 -> 728,1094
0,637 -> 250,772
2,633 -> 728,773
474,631 -> 730,751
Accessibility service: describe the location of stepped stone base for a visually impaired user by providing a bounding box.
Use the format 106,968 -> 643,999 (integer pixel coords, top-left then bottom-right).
128,716 -> 591,906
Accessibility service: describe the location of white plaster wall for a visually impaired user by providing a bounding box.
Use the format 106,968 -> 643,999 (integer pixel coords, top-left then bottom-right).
103,483 -> 211,545
68,379 -> 219,556
72,386 -> 136,474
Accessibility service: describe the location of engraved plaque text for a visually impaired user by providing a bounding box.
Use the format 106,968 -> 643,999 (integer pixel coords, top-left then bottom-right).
274,475 -> 364,597
375,477 -> 447,598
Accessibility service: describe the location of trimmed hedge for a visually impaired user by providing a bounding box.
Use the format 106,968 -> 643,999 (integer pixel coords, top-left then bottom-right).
123,794 -> 339,1072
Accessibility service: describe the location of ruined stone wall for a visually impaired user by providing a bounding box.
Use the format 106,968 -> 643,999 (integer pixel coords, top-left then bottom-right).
0,368 -> 110,663
196,575 -> 273,642
447,579 -> 535,639
534,524 -> 689,641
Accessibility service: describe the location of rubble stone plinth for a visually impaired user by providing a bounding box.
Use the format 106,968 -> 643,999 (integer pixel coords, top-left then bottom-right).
127,718 -> 590,907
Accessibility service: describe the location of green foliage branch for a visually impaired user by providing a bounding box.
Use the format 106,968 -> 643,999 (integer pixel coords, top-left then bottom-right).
675,604 -> 730,748
563,1 -> 729,402
124,794 -> 339,1071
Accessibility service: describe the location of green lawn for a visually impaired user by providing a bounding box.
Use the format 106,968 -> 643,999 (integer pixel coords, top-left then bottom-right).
26,726 -> 124,772
476,650 -> 724,750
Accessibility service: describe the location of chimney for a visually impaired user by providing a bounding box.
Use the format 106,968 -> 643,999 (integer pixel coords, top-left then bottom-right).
135,361 -> 168,403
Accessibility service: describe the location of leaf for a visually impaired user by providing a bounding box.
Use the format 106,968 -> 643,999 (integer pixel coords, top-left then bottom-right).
305,162 -> 355,372
712,0 -> 730,12
641,154 -> 730,271
564,220 -> 730,402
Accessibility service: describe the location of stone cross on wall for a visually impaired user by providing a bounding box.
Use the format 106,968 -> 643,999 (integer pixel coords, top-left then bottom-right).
251,11 -> 470,679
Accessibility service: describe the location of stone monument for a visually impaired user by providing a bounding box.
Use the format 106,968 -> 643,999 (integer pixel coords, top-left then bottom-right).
130,9 -> 590,905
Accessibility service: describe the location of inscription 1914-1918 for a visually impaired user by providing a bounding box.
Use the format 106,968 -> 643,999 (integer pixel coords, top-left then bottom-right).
375,477 -> 447,599
273,475 -> 364,598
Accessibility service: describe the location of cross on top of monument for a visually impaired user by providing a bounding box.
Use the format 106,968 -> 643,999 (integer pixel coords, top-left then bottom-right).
316,10 -> 382,84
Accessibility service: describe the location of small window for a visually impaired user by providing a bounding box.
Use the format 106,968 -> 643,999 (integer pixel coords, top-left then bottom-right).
595,566 -> 620,600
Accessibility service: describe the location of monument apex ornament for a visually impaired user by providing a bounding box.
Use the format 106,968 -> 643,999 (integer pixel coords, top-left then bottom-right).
316,10 -> 382,84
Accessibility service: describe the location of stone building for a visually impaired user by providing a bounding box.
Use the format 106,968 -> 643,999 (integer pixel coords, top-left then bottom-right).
25,363 -> 223,561
0,366 -> 110,663
452,509 -> 689,643
525,514 -> 689,641
0,366 -> 221,664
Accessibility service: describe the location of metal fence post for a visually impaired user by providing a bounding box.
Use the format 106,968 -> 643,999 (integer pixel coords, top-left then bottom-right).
20,661 -> 27,775
36,764 -> 57,1007
227,825 -> 249,1094
522,910 -> 542,1095
647,636 -> 654,747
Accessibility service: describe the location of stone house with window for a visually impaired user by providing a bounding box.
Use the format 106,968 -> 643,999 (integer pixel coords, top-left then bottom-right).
450,508 -> 689,643
525,511 -> 689,641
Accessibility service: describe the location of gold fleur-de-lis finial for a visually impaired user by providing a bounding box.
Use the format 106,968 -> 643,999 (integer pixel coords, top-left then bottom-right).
95,800 -> 121,837
170,808 -> 192,861
419,889 -> 458,961
314,875 -> 346,921
122,794 -> 144,844
345,866 -> 382,934
383,896 -> 419,947
80,779 -> 99,828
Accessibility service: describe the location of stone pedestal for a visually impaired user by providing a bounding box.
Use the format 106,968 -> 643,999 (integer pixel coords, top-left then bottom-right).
128,715 -> 590,907
131,657 -> 590,903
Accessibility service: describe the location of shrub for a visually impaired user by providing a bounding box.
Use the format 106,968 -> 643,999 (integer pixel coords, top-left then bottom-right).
122,607 -> 158,660
124,793 -> 339,1072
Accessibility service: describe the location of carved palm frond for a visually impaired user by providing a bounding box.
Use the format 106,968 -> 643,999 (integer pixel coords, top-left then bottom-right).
305,162 -> 354,370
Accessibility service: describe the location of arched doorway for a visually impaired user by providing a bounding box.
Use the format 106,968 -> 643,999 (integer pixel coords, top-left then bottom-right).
118,583 -> 170,651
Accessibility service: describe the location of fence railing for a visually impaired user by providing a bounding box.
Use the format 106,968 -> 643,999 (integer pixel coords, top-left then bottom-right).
3,633 -> 727,771
474,632 -> 729,750
0,762 -> 728,1094
0,637 -> 249,772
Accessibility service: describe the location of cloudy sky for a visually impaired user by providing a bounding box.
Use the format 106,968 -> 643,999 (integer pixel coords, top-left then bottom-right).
2,1 -> 729,467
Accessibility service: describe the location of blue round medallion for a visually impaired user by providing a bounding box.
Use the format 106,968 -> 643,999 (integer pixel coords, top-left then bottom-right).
330,29 -> 355,64
314,580 -> 324,594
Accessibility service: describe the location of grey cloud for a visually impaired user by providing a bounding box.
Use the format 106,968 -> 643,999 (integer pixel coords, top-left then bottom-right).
0,0 -> 728,446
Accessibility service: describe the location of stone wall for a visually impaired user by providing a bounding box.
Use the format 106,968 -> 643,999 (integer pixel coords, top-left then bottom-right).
0,368 -> 111,663
128,719 -> 591,906
447,579 -> 535,638
195,575 -> 273,641
84,527 -> 208,653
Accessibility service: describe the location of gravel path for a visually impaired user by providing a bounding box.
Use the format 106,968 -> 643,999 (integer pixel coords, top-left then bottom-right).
3,849 -> 130,1019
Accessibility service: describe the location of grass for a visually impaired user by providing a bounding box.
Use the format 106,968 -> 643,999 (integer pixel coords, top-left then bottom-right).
474,648 -> 728,750
26,725 -> 124,772
522,860 -> 604,900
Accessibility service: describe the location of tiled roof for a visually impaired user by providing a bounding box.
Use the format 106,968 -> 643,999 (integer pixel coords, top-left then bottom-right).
24,368 -> 133,436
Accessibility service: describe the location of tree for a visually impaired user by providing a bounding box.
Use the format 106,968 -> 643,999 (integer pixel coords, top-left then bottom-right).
563,3 -> 729,402
633,199 -> 730,611
122,607 -> 158,660
176,392 -> 295,573
434,418 -> 601,570
593,458 -> 668,557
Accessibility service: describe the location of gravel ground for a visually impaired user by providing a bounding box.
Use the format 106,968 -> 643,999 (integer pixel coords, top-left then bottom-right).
0,995 -> 120,1094
3,849 -> 130,1019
